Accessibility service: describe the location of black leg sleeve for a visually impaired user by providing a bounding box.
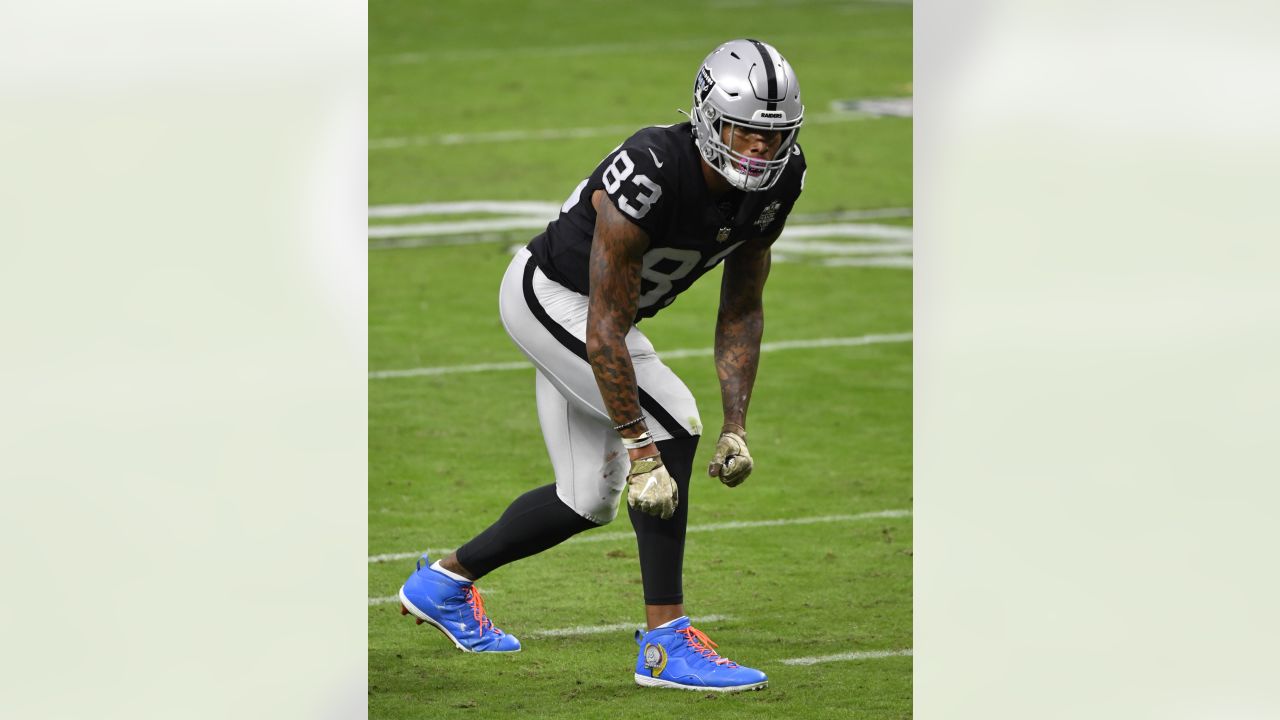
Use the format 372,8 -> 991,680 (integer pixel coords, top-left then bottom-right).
454,483 -> 600,580
628,435 -> 700,605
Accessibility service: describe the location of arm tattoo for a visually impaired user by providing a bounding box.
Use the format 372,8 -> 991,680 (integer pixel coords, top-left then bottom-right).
715,231 -> 778,431
586,191 -> 650,437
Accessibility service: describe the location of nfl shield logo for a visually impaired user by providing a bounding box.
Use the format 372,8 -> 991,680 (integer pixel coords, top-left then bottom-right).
716,226 -> 732,243
754,201 -> 781,231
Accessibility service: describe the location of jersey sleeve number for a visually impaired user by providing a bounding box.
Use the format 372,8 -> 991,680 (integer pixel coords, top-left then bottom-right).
602,150 -> 663,220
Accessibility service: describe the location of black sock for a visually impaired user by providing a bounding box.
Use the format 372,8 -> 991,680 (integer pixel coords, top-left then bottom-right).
628,435 -> 700,605
454,483 -> 600,580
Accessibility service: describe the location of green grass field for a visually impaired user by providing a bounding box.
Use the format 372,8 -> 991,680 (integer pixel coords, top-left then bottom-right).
370,1 -> 912,717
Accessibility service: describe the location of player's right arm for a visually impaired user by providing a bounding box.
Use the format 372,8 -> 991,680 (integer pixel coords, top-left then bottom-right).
586,189 -> 652,455
586,189 -> 677,519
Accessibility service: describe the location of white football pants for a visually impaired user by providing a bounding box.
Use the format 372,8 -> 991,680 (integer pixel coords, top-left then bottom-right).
499,248 -> 703,524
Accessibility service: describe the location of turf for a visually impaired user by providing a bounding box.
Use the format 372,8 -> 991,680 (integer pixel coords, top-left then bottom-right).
370,1 -> 912,717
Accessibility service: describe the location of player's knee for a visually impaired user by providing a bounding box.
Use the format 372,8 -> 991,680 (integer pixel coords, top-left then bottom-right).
557,450 -> 629,525
565,493 -> 621,525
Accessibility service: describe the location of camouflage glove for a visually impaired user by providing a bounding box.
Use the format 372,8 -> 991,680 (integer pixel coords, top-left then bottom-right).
626,455 -> 678,520
708,429 -> 753,487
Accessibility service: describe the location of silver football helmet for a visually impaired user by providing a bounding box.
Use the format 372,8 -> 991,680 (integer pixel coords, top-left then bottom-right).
689,39 -> 804,192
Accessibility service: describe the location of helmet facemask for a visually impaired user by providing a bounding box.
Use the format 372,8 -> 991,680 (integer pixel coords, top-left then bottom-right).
696,110 -> 800,192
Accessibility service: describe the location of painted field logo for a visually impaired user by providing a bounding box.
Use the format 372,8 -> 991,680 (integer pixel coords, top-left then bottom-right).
754,200 -> 781,231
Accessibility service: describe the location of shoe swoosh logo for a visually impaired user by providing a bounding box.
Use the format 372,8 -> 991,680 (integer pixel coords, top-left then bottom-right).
648,148 -> 664,168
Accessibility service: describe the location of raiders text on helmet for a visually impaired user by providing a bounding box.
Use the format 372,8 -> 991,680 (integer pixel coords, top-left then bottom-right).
689,39 -> 804,192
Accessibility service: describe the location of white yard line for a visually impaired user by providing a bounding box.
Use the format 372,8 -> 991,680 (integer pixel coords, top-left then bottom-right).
779,224 -> 912,242
369,332 -> 911,380
376,39 -> 723,66
367,201 -> 910,224
780,649 -> 913,665
368,217 -> 551,239
370,124 -> 639,150
366,604 -> 732,640
373,30 -> 908,66
369,509 -> 911,564
367,219 -> 911,244
369,233 -> 523,250
368,596 -> 908,664
773,242 -> 910,256
789,207 -> 912,222
819,256 -> 913,269
369,200 -> 563,219
368,111 -> 882,150
527,614 -> 733,638
369,360 -> 532,379
368,589 -> 499,606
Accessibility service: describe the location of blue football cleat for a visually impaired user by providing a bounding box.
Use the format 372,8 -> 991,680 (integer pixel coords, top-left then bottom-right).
633,616 -> 767,692
398,553 -> 521,653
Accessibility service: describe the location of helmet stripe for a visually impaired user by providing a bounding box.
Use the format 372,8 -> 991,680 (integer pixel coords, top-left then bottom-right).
747,38 -> 779,111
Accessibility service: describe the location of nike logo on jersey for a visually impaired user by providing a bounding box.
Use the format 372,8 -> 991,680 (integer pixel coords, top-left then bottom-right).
648,148 -> 664,168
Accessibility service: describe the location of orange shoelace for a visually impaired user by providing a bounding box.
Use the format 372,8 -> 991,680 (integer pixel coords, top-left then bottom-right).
464,586 -> 501,636
677,626 -> 737,667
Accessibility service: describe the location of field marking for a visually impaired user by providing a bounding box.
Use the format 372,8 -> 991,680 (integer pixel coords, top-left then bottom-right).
369,233 -> 521,250
820,256 -> 913,269
369,200 -> 562,219
369,111 -> 889,150
373,29 -> 909,66
366,201 -> 912,253
376,39 -> 728,66
368,218 -> 910,243
527,614 -> 733,638
368,332 -> 911,380
774,241 -> 909,256
368,588 -> 499,606
370,124 -> 637,150
368,202 -> 910,225
368,230 -> 915,252
368,596 -> 907,664
368,509 -> 911,564
368,217 -> 550,239
780,648 -> 913,665
789,207 -> 911,223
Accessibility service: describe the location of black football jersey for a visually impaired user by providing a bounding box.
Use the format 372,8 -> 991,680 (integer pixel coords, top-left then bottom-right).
527,122 -> 806,321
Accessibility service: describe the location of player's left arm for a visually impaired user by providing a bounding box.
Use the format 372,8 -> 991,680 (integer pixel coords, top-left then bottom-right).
708,227 -> 782,487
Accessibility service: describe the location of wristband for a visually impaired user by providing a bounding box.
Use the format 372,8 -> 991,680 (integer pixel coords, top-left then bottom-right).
621,432 -> 654,450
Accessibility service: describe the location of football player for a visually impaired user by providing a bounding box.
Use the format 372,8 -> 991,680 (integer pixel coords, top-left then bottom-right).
399,38 -> 806,693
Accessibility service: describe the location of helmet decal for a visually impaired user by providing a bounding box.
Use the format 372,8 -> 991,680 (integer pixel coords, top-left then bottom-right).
694,66 -> 716,105
746,38 -> 781,108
